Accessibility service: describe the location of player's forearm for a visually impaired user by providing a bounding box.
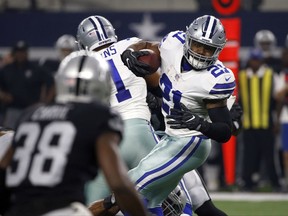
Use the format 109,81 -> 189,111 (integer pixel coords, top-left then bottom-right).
127,40 -> 149,51
201,106 -> 232,143
113,187 -> 148,216
128,40 -> 160,54
200,121 -> 232,143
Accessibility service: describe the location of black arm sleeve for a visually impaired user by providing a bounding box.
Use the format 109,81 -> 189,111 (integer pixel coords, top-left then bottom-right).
148,85 -> 162,98
199,106 -> 232,143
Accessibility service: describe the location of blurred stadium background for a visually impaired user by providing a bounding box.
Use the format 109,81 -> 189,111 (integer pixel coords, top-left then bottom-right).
0,0 -> 288,61
1,0 -> 288,215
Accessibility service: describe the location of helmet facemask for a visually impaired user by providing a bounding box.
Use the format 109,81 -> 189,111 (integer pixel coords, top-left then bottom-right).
162,186 -> 186,216
184,15 -> 226,70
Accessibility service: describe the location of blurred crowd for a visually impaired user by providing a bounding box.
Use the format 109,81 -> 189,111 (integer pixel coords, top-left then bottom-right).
0,35 -> 77,128
202,29 -> 288,193
1,29 -> 288,194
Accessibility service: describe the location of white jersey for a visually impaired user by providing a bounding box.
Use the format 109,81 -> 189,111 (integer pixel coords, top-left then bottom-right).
98,37 -> 151,121
159,31 -> 236,137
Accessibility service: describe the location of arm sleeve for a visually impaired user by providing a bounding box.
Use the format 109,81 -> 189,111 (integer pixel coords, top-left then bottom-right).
200,106 -> 232,143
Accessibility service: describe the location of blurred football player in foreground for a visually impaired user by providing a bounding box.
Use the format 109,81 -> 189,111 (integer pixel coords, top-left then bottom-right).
0,51 -> 148,216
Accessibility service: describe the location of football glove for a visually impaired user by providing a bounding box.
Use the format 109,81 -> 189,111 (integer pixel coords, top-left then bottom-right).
230,102 -> 243,135
146,92 -> 161,111
167,103 -> 209,131
230,102 -> 243,122
121,49 -> 152,77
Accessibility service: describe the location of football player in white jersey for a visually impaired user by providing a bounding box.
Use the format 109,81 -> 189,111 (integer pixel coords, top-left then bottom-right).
76,15 -> 161,205
120,15 -> 236,215
77,15 -> 240,216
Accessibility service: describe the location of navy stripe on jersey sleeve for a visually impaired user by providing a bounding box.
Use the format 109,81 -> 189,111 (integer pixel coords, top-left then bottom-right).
209,81 -> 236,95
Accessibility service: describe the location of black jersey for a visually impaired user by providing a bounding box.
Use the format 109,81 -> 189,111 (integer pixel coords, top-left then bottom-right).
0,61 -> 54,109
5,101 -> 123,215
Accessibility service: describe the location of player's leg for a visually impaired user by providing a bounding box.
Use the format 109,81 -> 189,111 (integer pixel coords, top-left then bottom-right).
85,118 -> 158,204
282,123 -> 288,188
195,200 -> 227,216
182,169 -> 227,216
128,135 -> 211,214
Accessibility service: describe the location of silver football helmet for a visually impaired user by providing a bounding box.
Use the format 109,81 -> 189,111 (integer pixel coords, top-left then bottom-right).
184,15 -> 226,70
55,34 -> 77,50
76,15 -> 118,51
56,50 -> 111,104
162,186 -> 187,216
254,30 -> 276,57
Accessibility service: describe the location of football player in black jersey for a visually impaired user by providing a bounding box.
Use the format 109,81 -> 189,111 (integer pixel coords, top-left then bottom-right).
0,51 -> 149,216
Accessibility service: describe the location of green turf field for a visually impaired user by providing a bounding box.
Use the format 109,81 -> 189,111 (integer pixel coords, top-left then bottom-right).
207,201 -> 288,216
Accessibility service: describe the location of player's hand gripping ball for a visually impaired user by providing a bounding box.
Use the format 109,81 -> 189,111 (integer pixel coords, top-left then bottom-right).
137,49 -> 161,73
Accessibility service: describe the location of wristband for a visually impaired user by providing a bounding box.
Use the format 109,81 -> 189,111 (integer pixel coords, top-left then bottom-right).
103,194 -> 116,209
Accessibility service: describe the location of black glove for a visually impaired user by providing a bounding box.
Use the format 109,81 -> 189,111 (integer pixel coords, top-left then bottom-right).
146,91 -> 161,111
230,102 -> 243,135
230,102 -> 243,122
167,103 -> 209,131
121,49 -> 152,77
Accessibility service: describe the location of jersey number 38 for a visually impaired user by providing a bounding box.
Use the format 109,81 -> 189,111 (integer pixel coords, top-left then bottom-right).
6,122 -> 76,187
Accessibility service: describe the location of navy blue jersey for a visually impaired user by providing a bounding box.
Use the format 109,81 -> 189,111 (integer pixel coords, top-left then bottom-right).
5,101 -> 123,214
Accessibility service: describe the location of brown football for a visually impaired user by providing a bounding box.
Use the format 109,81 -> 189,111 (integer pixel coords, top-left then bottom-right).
138,49 -> 161,73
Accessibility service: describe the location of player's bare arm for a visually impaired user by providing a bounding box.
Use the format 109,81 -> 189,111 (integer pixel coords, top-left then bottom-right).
127,40 -> 160,55
95,132 -> 148,216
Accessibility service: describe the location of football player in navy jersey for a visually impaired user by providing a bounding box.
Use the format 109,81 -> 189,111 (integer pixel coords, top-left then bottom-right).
0,51 -> 149,216
119,15 -> 236,216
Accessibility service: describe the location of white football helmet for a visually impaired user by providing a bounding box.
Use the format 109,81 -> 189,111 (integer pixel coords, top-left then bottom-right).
56,50 -> 111,104
184,15 -> 226,70
254,30 -> 276,57
76,15 -> 118,51
162,186 -> 187,216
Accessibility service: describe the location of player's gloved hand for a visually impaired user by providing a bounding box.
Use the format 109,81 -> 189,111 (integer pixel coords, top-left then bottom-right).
230,102 -> 243,135
121,49 -> 152,77
146,92 -> 161,111
230,102 -> 243,122
166,103 -> 209,131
